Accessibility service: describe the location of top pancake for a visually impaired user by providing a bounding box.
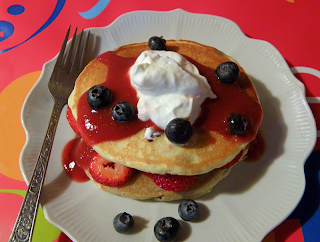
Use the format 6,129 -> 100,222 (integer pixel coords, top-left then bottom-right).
68,40 -> 262,175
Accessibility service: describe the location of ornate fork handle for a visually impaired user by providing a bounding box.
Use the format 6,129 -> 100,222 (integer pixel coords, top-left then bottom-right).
9,99 -> 65,242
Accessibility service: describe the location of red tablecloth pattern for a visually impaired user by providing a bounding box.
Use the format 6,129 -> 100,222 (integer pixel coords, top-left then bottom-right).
1,0 -> 319,241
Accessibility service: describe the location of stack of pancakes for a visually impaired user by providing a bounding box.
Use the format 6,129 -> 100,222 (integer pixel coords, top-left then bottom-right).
68,40 -> 263,201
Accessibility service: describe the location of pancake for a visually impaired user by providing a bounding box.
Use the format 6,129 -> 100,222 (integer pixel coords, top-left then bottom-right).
85,145 -> 249,201
68,40 -> 262,176
89,167 -> 230,201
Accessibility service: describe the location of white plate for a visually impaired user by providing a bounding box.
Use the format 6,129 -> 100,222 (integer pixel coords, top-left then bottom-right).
20,9 -> 316,242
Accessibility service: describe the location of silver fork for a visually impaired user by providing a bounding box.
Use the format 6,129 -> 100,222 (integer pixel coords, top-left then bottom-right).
9,26 -> 90,242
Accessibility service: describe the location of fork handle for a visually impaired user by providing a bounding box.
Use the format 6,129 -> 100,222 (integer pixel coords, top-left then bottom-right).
9,99 -> 66,242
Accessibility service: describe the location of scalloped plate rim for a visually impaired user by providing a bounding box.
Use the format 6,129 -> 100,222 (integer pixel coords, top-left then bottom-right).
19,9 -> 317,242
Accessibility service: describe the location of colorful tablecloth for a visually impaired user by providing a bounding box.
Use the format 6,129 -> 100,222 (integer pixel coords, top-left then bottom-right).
1,0 -> 319,241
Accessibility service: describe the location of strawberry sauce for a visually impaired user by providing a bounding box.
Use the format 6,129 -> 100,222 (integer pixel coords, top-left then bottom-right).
77,52 -> 154,145
245,131 -> 266,162
189,58 -> 263,143
61,137 -> 96,182
76,51 -> 263,145
63,49 -> 264,183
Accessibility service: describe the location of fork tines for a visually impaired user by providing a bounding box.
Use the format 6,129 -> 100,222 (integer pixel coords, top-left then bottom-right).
54,26 -> 90,74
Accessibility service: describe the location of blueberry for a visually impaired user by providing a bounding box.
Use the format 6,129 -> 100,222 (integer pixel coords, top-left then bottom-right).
148,36 -> 166,50
227,113 -> 248,135
112,102 -> 136,122
165,118 -> 192,144
215,62 -> 239,84
87,85 -> 112,109
178,199 -> 200,221
113,212 -> 134,234
154,217 -> 180,242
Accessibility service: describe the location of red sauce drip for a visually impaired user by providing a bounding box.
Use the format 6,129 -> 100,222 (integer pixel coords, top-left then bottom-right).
216,150 -> 244,170
61,138 -> 89,182
61,137 -> 96,182
245,131 -> 266,162
76,51 -> 263,146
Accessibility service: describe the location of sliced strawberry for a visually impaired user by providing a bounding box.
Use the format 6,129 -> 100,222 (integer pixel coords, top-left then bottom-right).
216,150 -> 243,170
89,153 -> 135,187
143,172 -> 198,192
66,106 -> 81,137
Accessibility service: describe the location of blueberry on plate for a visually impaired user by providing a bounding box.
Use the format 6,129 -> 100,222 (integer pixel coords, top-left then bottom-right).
227,113 -> 248,135
87,85 -> 112,109
215,62 -> 239,84
165,118 -> 192,144
154,217 -> 180,242
113,212 -> 134,234
178,199 -> 200,221
148,36 -> 166,50
112,102 -> 136,122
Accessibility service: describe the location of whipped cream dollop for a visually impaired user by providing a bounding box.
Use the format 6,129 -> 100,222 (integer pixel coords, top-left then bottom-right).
129,50 -> 216,137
